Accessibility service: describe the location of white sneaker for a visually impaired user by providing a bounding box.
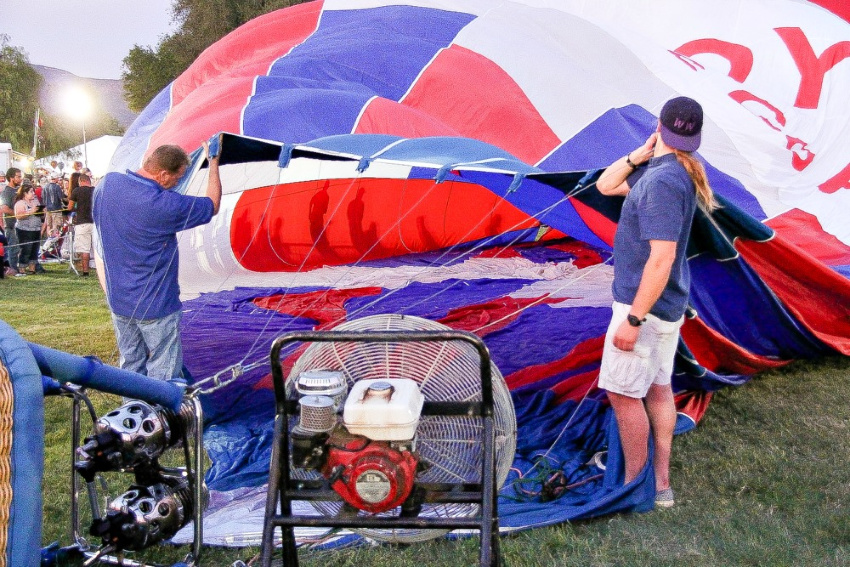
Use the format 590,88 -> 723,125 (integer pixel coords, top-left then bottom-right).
655,487 -> 675,508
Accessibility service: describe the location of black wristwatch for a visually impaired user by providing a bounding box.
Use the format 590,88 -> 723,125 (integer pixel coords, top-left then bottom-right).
627,314 -> 645,327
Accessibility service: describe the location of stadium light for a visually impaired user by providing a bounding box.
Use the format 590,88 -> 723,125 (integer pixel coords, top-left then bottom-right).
63,86 -> 93,167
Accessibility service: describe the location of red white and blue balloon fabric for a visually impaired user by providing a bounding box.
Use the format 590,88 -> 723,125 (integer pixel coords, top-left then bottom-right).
114,0 -> 850,265
105,0 -> 850,545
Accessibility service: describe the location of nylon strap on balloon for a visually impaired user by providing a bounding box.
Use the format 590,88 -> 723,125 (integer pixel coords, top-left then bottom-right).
506,173 -> 526,194
207,133 -> 221,159
278,144 -> 294,168
356,157 -> 373,172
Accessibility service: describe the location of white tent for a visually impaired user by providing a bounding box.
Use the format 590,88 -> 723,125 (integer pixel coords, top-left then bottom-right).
35,135 -> 122,179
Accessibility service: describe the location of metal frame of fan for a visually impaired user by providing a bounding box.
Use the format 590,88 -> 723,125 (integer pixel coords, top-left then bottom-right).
260,314 -> 517,567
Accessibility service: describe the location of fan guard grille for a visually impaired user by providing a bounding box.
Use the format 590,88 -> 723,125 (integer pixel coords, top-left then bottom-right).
287,314 -> 517,543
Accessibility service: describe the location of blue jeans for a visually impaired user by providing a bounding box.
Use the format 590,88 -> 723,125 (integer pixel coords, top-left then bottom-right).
5,221 -> 18,271
111,310 -> 183,380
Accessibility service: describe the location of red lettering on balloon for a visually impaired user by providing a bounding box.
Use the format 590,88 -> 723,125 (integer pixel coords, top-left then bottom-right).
669,50 -> 705,72
729,90 -> 786,130
785,136 -> 816,171
775,27 -> 850,109
674,38 -> 754,82
819,163 -> 850,194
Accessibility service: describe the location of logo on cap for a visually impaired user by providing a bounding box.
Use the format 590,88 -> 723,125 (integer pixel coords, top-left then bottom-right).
660,96 -> 703,152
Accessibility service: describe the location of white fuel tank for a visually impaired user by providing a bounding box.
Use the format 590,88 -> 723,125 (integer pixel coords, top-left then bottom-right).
343,379 -> 424,441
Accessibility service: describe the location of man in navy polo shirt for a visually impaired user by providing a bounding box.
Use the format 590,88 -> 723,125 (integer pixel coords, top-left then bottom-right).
94,141 -> 221,381
596,97 -> 717,508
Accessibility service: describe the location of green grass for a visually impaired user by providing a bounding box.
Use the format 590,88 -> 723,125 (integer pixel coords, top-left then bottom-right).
3,264 -> 849,566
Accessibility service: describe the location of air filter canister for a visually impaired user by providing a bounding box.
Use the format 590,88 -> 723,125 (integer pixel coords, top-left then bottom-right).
296,370 -> 347,410
298,395 -> 336,433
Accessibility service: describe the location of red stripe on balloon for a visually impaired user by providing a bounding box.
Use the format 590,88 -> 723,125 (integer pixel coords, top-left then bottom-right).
230,177 -> 541,272
807,0 -> 850,23
766,207 -> 850,267
569,199 -> 618,248
253,287 -> 383,329
674,390 -> 713,426
438,296 -> 561,335
149,1 -> 324,153
679,316 -> 790,375
401,45 -> 561,165
737,236 -> 850,355
552,369 -> 601,405
355,97 -> 462,137
505,335 -> 604,390
147,78 -> 258,153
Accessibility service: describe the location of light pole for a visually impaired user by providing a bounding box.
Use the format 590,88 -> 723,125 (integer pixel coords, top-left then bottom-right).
63,86 -> 93,167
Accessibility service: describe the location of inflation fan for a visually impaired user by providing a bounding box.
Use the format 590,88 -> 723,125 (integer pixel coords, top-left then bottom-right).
261,314 -> 517,566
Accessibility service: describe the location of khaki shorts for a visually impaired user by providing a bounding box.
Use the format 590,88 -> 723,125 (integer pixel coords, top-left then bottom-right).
74,223 -> 94,254
598,302 -> 683,398
45,211 -> 65,234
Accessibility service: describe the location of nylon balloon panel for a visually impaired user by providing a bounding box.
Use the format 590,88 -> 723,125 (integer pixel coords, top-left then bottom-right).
228,178 -> 541,272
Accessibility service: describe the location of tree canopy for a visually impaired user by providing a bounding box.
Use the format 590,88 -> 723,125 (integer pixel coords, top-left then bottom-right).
123,0 -> 309,112
0,35 -> 42,152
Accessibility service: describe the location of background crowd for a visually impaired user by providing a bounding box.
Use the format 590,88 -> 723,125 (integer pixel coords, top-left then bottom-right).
0,160 -> 96,278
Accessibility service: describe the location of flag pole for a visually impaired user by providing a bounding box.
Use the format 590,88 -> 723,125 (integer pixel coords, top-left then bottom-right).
31,108 -> 40,157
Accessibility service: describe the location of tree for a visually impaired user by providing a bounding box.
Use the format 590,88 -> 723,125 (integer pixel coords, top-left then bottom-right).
123,44 -> 182,112
0,35 -> 42,152
122,0 -> 310,112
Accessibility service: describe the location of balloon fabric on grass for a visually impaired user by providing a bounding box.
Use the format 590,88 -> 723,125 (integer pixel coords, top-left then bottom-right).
103,0 -> 850,545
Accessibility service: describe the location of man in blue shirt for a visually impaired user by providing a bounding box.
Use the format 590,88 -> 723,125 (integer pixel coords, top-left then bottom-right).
596,97 -> 717,508
42,173 -> 66,237
94,141 -> 221,380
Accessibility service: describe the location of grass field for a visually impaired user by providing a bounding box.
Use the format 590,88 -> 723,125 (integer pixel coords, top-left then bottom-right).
2,264 -> 848,566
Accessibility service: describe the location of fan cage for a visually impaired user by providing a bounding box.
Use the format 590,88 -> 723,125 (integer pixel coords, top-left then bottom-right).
286,314 -> 517,543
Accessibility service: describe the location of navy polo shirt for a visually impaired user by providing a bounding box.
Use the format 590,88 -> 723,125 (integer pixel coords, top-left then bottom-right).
93,170 -> 214,320
612,153 -> 697,322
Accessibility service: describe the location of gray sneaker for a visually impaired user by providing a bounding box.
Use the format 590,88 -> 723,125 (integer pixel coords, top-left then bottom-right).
655,488 -> 675,508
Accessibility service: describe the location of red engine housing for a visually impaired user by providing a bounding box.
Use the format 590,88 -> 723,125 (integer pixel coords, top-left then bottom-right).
325,438 -> 418,514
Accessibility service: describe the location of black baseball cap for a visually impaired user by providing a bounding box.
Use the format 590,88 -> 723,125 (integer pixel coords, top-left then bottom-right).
659,96 -> 703,152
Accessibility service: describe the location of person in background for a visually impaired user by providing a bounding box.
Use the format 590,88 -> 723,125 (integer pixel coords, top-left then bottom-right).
68,173 -> 95,276
65,172 -> 81,222
67,172 -> 81,198
94,140 -> 222,381
13,180 -> 44,275
1,168 -> 22,276
33,175 -> 43,202
0,224 -> 7,279
595,96 -> 718,508
42,173 -> 66,237
0,171 -> 5,276
61,176 -> 70,209
31,175 -> 48,274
